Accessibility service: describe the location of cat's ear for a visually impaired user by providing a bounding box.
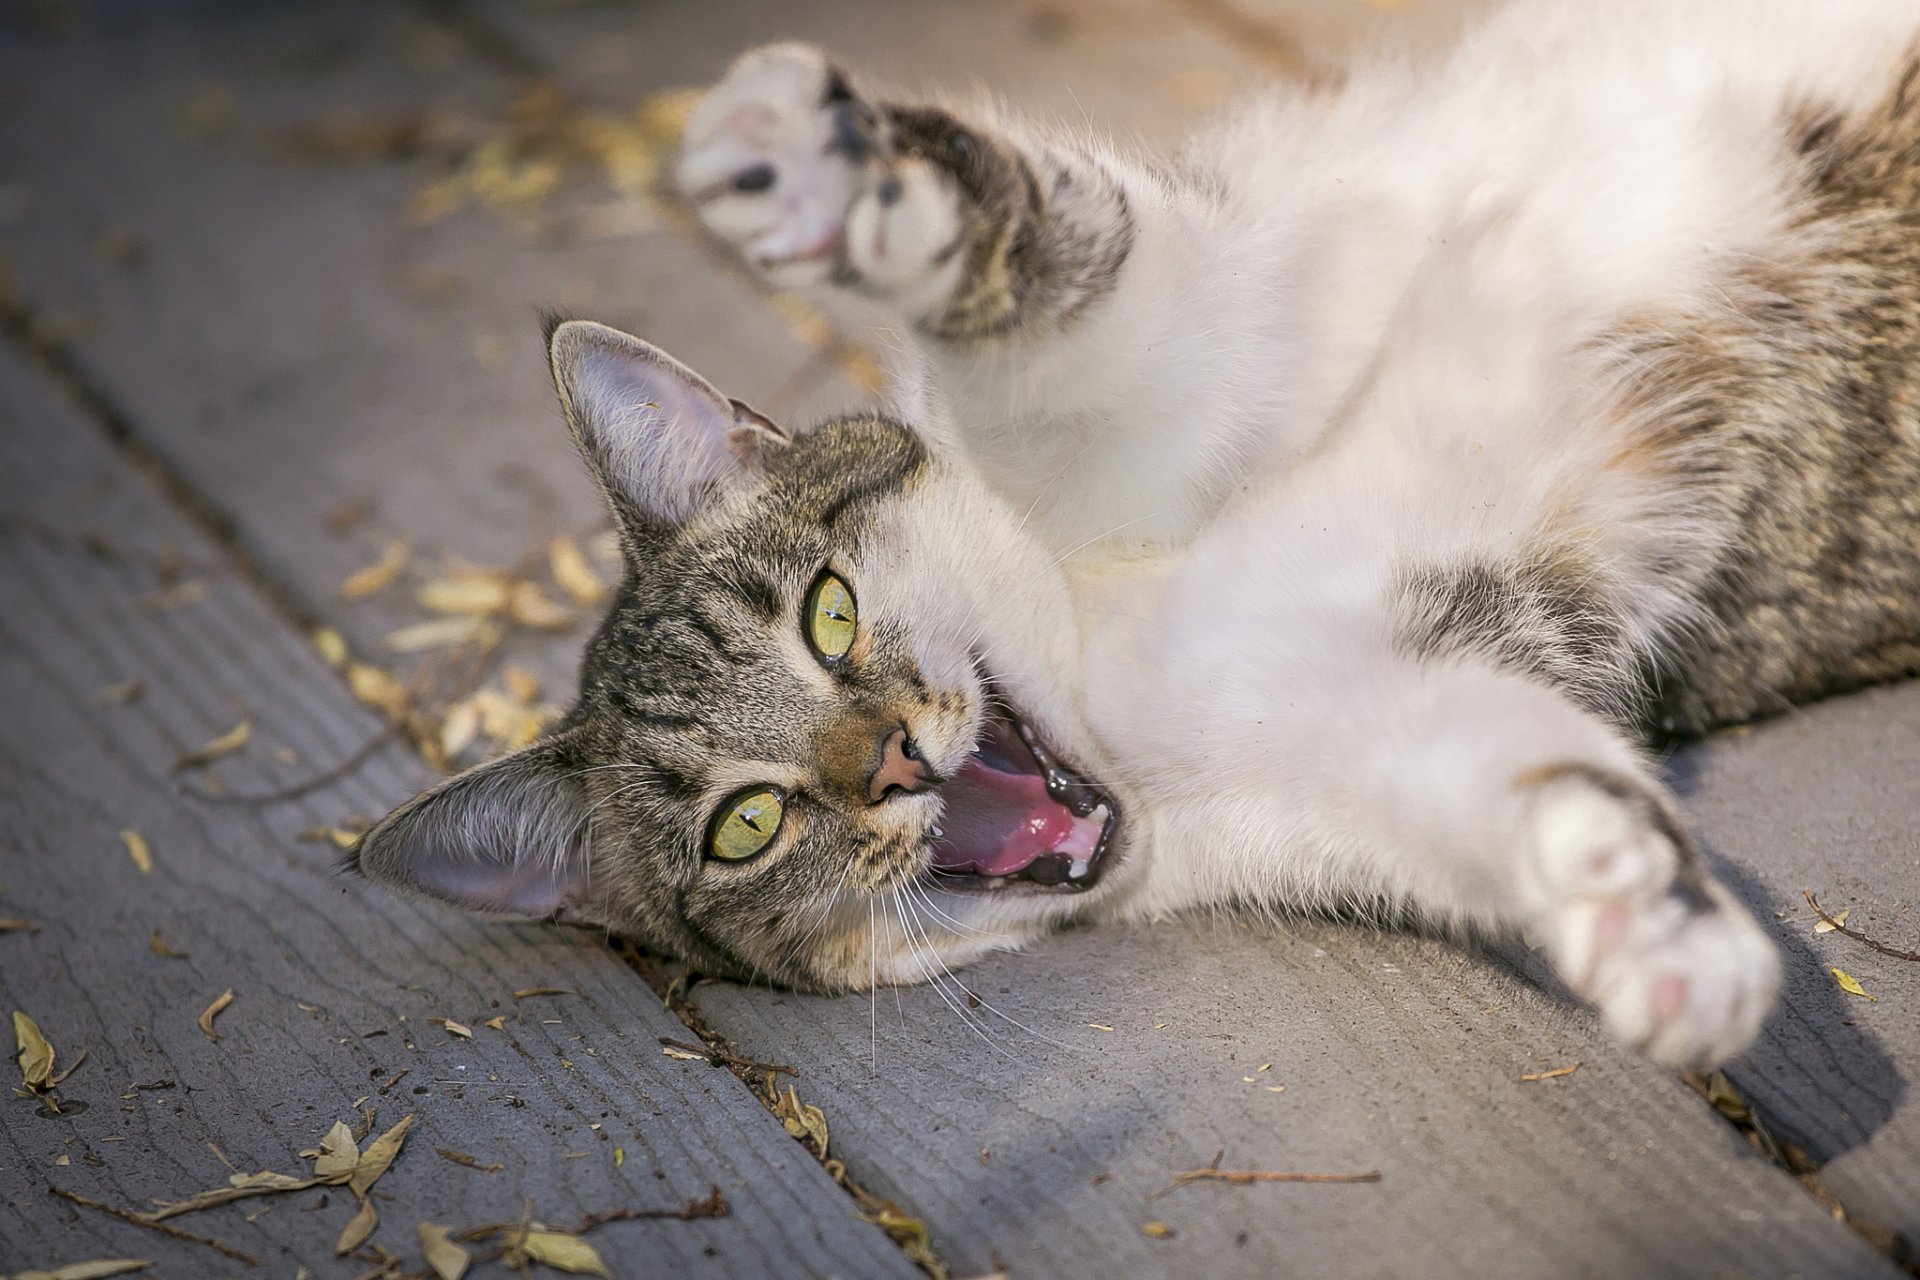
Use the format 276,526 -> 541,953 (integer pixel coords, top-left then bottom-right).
546,317 -> 790,528
348,736 -> 602,925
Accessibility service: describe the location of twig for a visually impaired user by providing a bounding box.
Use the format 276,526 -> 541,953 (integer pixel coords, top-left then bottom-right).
1519,1062 -> 1580,1082
1152,1149 -> 1380,1199
573,1186 -> 729,1228
1804,890 -> 1919,962
51,1185 -> 262,1266
657,1037 -> 796,1080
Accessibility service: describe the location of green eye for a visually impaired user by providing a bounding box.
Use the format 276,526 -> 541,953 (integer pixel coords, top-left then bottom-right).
707,787 -> 785,862
805,571 -> 857,661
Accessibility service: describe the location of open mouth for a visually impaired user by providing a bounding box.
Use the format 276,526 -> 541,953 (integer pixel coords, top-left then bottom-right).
924,699 -> 1119,893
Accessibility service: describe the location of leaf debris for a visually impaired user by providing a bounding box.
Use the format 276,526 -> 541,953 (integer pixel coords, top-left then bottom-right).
196,990 -> 235,1041
434,1147 -> 503,1173
418,1221 -> 470,1280
120,830 -> 153,875
14,1010 -> 55,1091
432,1017 -> 474,1039
1830,967 -> 1878,1001
148,930 -> 189,959
0,917 -> 40,934
8,1259 -> 151,1280
339,539 -> 409,599
172,715 -> 252,772
512,987 -> 577,1000
1519,1063 -> 1580,1083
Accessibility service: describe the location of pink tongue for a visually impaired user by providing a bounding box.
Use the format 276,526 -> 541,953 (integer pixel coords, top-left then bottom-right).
930,756 -> 1100,878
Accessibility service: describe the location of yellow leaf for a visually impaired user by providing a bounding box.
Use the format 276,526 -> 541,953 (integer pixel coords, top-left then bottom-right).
507,581 -> 574,630
549,536 -> 606,606
340,540 -> 409,600
1141,1221 -> 1176,1239
438,698 -> 481,760
349,1114 -> 415,1198
309,1120 -> 360,1182
198,989 -> 236,1041
417,573 -> 510,616
435,1018 -> 473,1040
346,663 -> 410,720
418,1222 -> 470,1280
501,664 -> 541,706
1814,907 -> 1851,935
174,715 -> 252,771
518,1232 -> 612,1278
1831,967 -> 1878,1001
384,616 -> 485,654
334,1196 -> 378,1255
120,829 -> 153,874
312,627 -> 350,669
14,1010 -> 54,1089
16,1261 -> 152,1280
483,1015 -> 506,1030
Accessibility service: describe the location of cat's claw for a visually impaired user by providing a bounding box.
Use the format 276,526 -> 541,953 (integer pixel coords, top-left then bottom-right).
678,44 -> 961,297
1522,766 -> 1780,1069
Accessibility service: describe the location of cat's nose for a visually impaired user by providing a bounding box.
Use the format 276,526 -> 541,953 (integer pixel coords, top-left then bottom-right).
868,726 -> 933,803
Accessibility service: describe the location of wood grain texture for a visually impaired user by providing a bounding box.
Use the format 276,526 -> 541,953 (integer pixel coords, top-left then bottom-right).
0,0 -> 1912,1276
1678,686 -> 1920,1253
0,348 -> 917,1277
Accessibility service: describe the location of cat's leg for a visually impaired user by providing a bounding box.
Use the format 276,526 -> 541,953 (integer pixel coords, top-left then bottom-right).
678,44 -> 1139,345
1130,646 -> 1781,1067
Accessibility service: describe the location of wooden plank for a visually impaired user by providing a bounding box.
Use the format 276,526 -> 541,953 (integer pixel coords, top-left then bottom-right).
0,0 -> 1908,1276
0,347 -> 917,1277
1681,685 -> 1920,1252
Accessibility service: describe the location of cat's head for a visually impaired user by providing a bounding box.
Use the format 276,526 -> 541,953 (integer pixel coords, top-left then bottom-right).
349,318 -> 1128,989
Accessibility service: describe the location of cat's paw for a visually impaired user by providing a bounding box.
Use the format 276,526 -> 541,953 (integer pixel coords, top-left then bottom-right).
677,45 -> 961,296
1520,765 -> 1781,1069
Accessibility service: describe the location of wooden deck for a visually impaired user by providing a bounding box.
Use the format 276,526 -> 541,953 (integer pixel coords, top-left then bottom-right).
0,2 -> 1913,1277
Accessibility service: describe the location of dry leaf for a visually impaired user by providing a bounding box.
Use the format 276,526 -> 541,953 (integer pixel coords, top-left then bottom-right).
0,917 -> 40,934
483,1015 -> 506,1030
12,1261 -> 152,1280
661,1045 -> 705,1062
434,1018 -> 473,1040
94,679 -> 146,706
384,616 -> 485,653
334,1197 -> 378,1255
506,582 -> 574,630
1141,1221 -> 1176,1239
120,829 -> 153,875
148,930 -> 188,959
174,716 -> 252,771
1519,1063 -> 1580,1083
346,663 -> 410,720
501,664 -> 541,705
147,1169 -> 320,1221
517,1232 -> 611,1278
349,1114 -> 415,1198
433,1147 -> 502,1173
308,1120 -> 360,1182
198,989 -> 236,1041
340,540 -> 409,599
549,536 -> 606,605
773,1085 -> 828,1156
312,627 -> 350,669
418,1222 -> 470,1280
512,987 -> 576,999
14,1010 -> 54,1089
1831,967 -> 1878,1001
417,572 -> 509,616
1814,907 -> 1851,935
439,698 -> 482,759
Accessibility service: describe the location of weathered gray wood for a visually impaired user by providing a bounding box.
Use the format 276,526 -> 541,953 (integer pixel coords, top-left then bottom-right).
1,0 -> 1911,1276
0,348 -> 917,1277
1680,686 -> 1920,1252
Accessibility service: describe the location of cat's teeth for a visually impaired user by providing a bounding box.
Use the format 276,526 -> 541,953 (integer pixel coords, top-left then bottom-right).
1069,857 -> 1090,880
931,825 -> 944,838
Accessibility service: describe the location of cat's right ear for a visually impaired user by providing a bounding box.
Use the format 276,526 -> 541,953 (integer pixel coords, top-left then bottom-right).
347,734 -> 604,926
545,318 -> 790,531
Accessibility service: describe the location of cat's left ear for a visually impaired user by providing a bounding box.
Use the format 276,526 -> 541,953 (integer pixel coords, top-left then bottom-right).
546,318 -> 790,529
347,734 -> 605,926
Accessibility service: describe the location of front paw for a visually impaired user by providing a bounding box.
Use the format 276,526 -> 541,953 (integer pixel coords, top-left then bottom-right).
1521,765 -> 1781,1068
677,44 -> 880,287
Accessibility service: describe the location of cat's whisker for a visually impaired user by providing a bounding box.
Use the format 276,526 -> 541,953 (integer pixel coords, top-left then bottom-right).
891,894 -> 1016,1059
867,896 -> 879,1072
901,881 -> 1081,1054
1049,509 -> 1175,567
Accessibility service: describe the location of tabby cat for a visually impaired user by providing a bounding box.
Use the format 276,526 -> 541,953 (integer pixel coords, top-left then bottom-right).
354,0 -> 1920,1068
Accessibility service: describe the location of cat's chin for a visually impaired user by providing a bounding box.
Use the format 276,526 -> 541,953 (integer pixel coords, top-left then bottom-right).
920,694 -> 1121,896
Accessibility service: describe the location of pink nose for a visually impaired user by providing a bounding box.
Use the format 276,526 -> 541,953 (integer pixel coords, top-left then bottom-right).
868,727 -> 933,803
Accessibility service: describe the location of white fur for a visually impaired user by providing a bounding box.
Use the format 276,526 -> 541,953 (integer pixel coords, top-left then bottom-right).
677,0 -> 1920,1066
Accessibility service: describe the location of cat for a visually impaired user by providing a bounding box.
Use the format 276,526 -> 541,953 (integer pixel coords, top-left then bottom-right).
352,0 -> 1920,1070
